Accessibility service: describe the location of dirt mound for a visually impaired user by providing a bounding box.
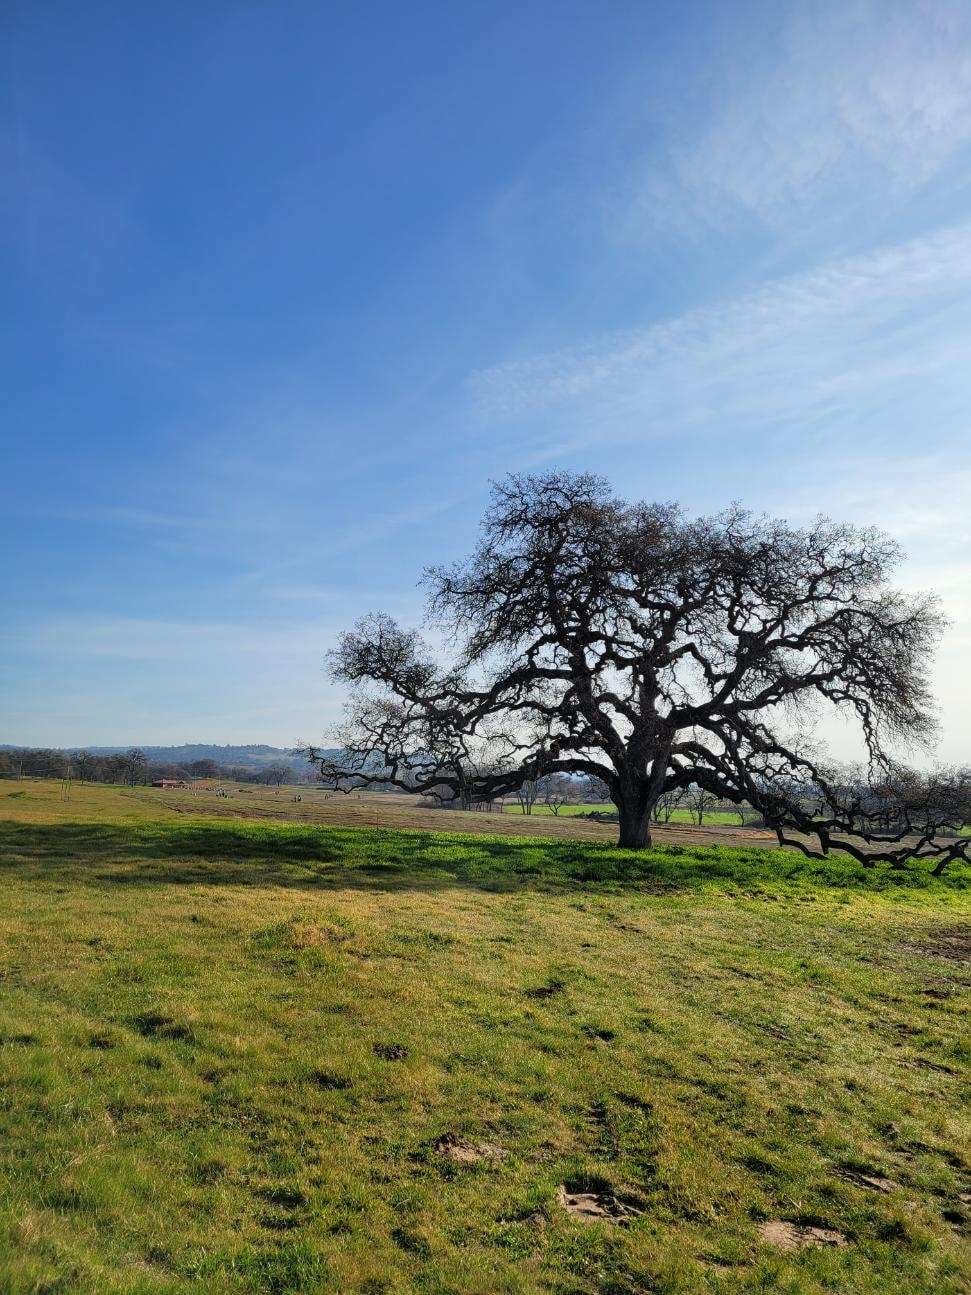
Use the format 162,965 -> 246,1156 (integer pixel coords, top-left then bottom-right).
758,1220 -> 846,1250
434,1134 -> 506,1165
556,1184 -> 643,1225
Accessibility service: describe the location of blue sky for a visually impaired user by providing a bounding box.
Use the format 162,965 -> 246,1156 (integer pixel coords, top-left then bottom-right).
3,0 -> 970,759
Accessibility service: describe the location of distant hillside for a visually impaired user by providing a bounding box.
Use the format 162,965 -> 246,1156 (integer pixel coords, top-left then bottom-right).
0,743 -> 341,772
83,744 -> 305,770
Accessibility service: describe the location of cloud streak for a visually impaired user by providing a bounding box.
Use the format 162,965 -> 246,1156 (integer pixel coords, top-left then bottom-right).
623,0 -> 971,233
471,219 -> 971,441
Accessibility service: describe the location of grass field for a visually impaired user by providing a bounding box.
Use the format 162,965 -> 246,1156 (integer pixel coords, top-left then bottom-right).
0,780 -> 779,850
503,802 -> 615,818
0,779 -> 968,1294
504,803 -> 746,826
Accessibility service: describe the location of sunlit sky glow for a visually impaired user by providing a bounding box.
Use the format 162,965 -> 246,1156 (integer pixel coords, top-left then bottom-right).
3,1 -> 969,760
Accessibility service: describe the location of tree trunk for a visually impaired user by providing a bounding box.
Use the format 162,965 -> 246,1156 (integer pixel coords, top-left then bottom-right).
613,761 -> 669,849
617,800 -> 652,849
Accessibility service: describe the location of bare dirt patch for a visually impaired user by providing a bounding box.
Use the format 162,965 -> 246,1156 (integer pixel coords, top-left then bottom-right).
556,1184 -> 643,1225
907,925 -> 971,964
758,1220 -> 847,1251
433,1134 -> 506,1165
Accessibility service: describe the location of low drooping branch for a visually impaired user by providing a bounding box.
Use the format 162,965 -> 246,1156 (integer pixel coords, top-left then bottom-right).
675,726 -> 968,872
304,471 -> 967,867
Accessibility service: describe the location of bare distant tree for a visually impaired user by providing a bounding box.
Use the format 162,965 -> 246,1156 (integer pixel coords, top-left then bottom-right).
689,785 -> 719,826
306,472 -> 967,870
576,774 -> 611,803
123,748 -> 147,787
651,787 -> 686,824
539,773 -> 575,815
261,763 -> 291,786
516,777 -> 539,815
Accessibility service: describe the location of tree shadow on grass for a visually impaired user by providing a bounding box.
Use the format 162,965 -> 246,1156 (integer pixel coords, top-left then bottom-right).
0,819 -> 964,898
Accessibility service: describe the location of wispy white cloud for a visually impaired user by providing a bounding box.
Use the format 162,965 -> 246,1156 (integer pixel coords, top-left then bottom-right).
471,219 -> 971,439
474,224 -> 971,764
621,0 -> 971,234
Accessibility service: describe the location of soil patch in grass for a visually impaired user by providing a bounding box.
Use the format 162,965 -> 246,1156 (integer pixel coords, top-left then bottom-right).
556,1180 -> 644,1225
758,1220 -> 848,1250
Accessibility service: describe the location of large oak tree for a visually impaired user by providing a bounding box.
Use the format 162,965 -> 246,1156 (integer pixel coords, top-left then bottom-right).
308,472 -> 968,869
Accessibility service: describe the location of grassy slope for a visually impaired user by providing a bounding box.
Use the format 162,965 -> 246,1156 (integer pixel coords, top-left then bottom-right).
0,781 -> 967,1295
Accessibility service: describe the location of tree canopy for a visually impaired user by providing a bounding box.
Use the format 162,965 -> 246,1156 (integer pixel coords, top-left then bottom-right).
307,471 -> 968,868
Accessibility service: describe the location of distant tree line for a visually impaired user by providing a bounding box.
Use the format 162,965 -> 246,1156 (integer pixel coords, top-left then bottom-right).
427,769 -> 760,823
0,748 -> 298,787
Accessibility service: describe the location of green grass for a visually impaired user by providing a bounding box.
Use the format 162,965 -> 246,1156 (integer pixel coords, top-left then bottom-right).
0,781 -> 968,1293
503,801 -> 613,817
506,803 -> 747,825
